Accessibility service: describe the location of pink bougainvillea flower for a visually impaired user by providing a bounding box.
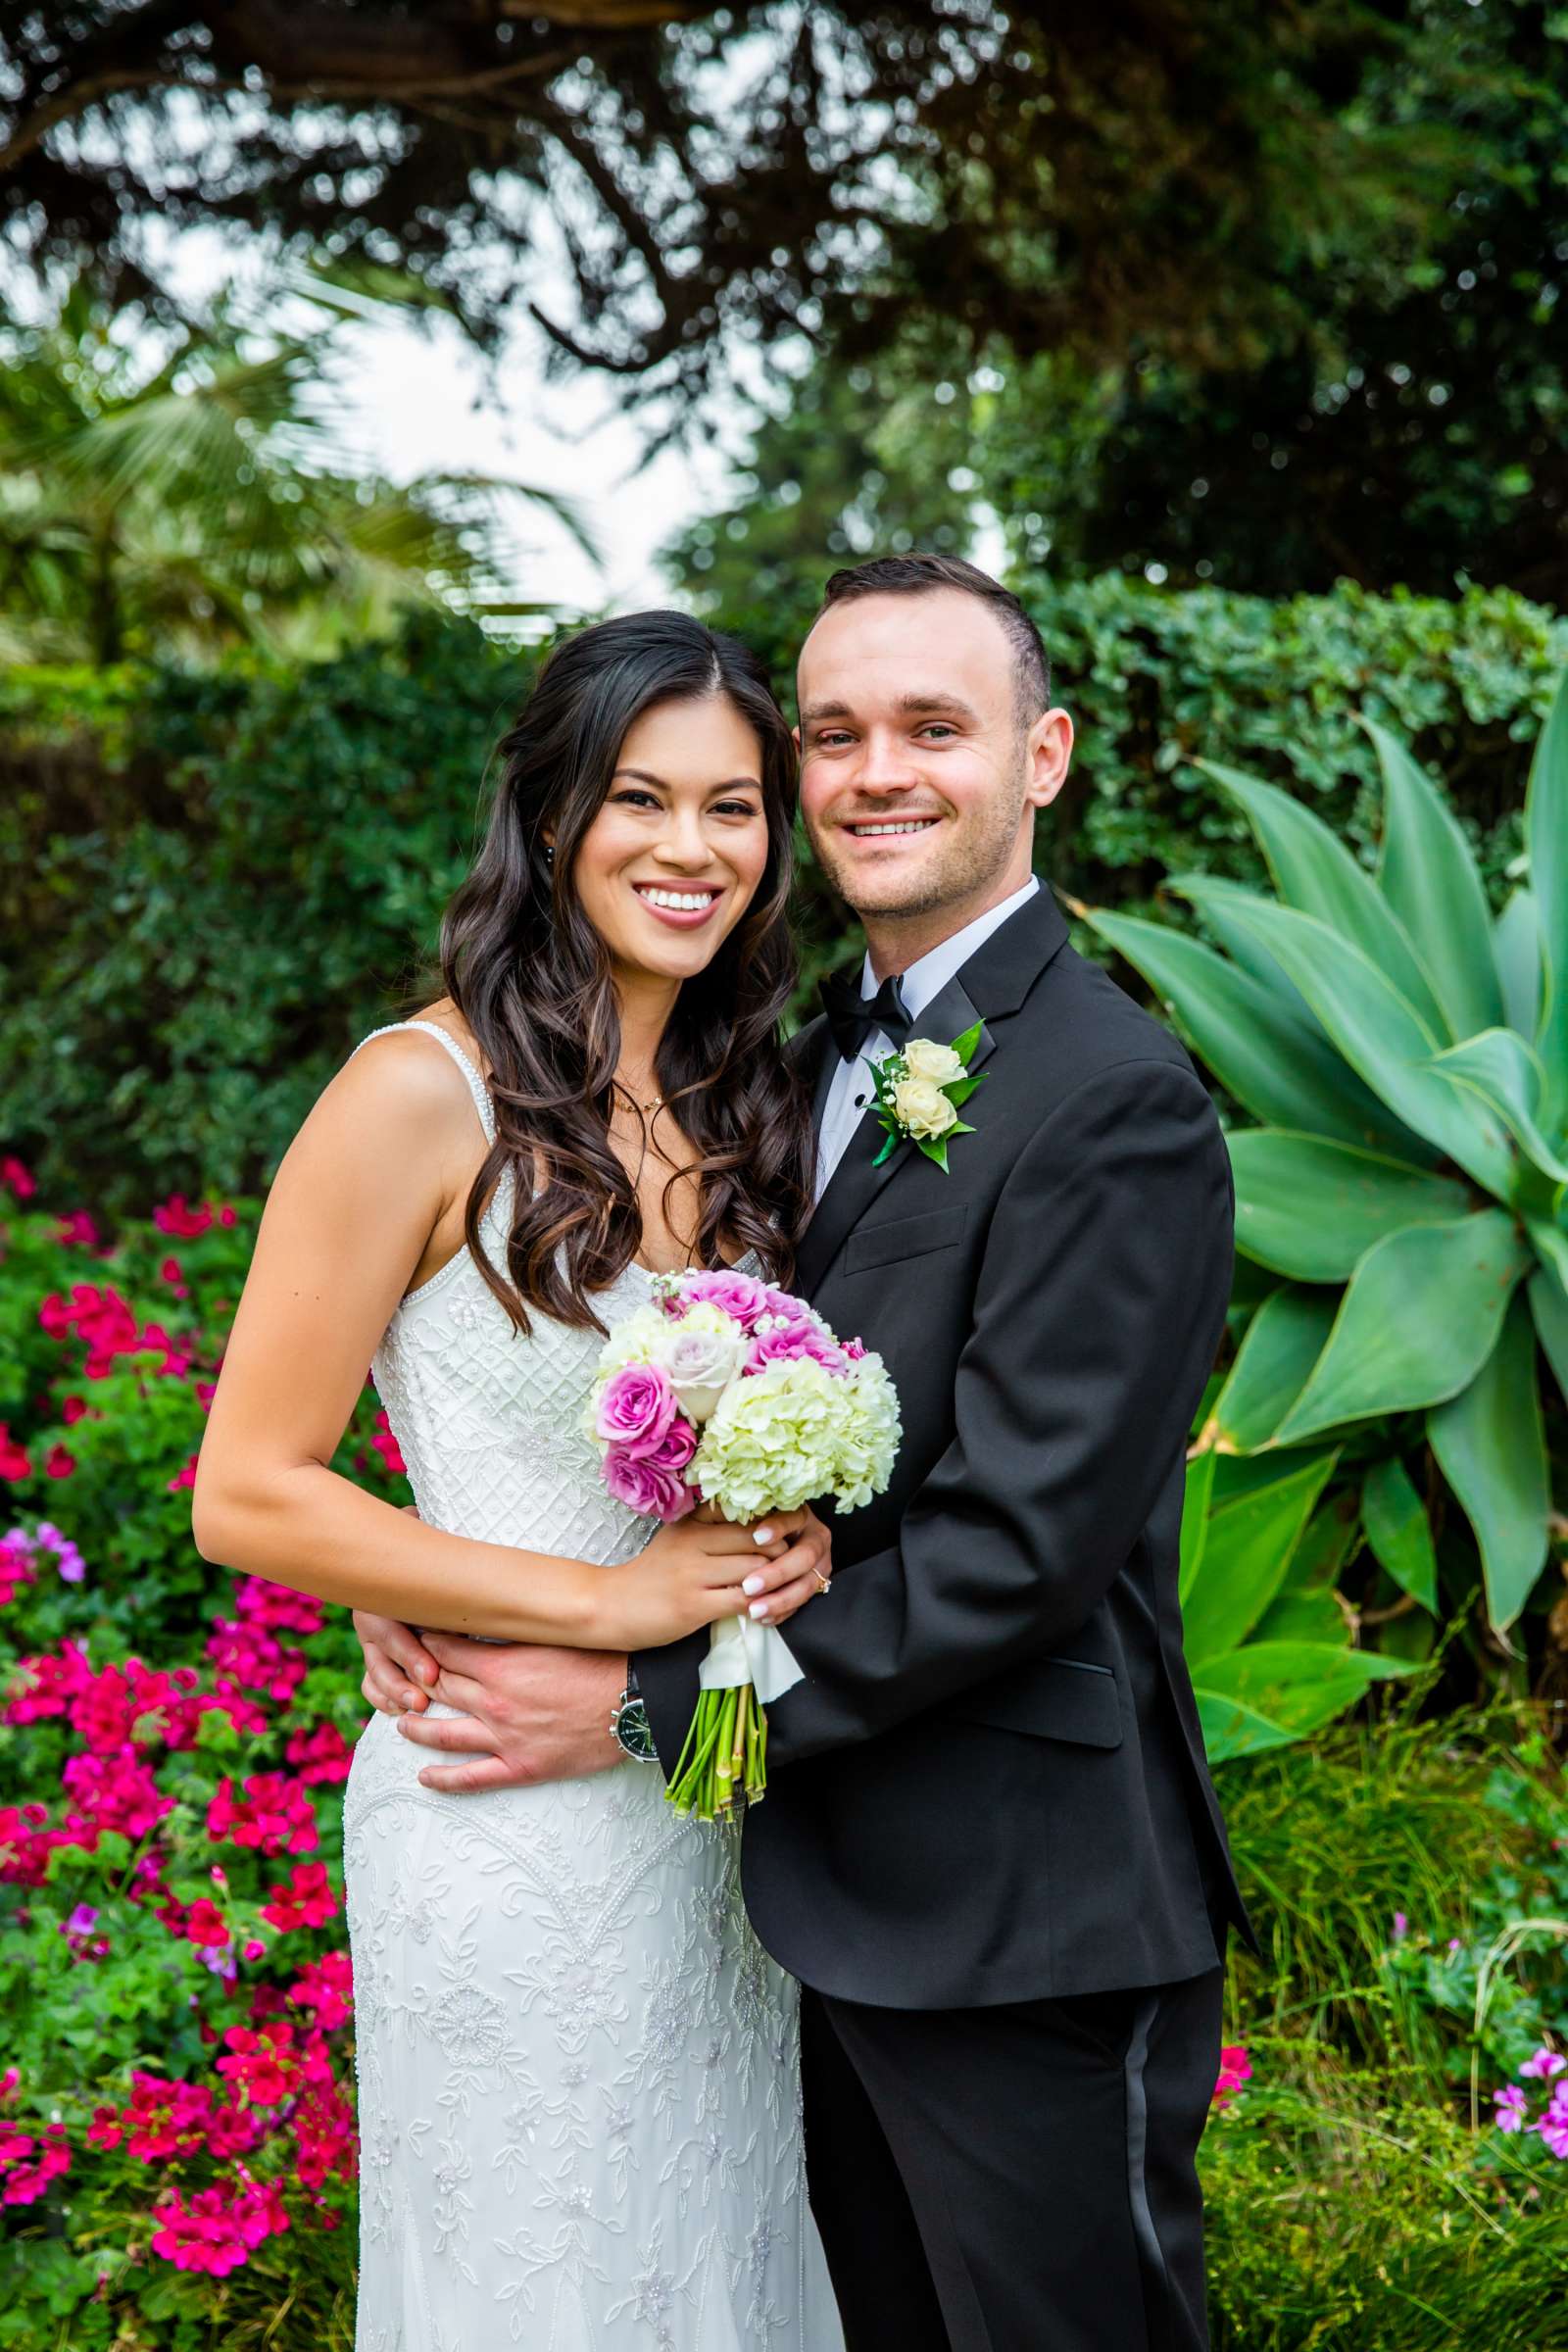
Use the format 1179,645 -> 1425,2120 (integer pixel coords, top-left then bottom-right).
62,1746 -> 172,1842
150,2176 -> 289,2274
233,1574 -> 323,1638
60,1396 -> 89,1426
260,1861 -> 339,1932
154,1195 -> 215,1238
208,1772 -> 318,1858
43,1445 -> 75,1480
55,1211 -> 100,1249
370,1406 -> 406,1476
287,1950 -> 354,2032
1520,2046 -> 1567,2082
167,1452 -> 199,1494
0,1426 -> 32,1482
183,1898 -> 230,1949
0,2121 -> 70,2205
284,1721 -> 354,1786
217,2020 -> 302,2108
1494,2084 -> 1529,2132
1212,2045 -> 1252,2107
0,1536 -> 35,1606
0,1157 -> 35,1200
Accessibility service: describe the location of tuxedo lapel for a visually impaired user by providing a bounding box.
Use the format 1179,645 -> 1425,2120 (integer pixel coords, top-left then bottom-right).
795,888 -> 1071,1295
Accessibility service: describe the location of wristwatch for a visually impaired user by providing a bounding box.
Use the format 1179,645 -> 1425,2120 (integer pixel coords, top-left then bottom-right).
610,1663 -> 659,1764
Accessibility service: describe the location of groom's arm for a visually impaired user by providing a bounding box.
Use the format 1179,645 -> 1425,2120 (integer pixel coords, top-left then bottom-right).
758,1055 -> 1234,1768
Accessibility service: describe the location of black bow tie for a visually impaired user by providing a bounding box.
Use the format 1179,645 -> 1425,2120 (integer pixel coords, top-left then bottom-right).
820,970 -> 914,1064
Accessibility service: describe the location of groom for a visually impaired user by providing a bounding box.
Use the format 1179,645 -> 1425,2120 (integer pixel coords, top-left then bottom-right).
356,554 -> 1250,2350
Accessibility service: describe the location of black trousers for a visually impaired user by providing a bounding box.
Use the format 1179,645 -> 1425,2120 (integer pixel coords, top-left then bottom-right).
800,1968 -> 1223,2352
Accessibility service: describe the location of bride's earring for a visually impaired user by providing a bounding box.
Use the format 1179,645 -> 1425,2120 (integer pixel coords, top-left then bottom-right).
544,844 -> 555,865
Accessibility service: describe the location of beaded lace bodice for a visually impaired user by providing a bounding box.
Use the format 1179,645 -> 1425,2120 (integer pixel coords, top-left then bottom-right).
354,1020 -> 657,1575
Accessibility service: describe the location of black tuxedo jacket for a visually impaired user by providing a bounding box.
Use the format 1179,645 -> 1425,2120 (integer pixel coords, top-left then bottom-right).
637,887 -> 1251,2008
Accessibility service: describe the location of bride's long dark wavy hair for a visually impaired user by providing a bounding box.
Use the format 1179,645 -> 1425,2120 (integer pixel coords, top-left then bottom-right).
439,611 -> 814,1335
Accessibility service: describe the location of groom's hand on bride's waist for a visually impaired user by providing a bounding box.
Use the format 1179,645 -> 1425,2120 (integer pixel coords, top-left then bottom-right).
361,1618 -> 626,1792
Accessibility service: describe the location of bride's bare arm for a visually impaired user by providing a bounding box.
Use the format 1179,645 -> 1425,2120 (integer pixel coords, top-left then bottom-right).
191,1034 -> 828,1646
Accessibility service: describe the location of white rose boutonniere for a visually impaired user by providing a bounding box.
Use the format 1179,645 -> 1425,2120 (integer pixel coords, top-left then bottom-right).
868,1020 -> 987,1173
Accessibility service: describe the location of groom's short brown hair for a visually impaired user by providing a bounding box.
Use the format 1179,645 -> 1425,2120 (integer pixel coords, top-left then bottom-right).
815,553 -> 1051,722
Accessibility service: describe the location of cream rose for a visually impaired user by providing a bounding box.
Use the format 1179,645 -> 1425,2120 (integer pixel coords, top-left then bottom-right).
902,1037 -> 964,1086
891,1074 -> 959,1140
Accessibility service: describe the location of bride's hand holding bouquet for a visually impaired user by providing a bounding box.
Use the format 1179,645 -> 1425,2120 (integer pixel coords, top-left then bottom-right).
588,1268 -> 902,1820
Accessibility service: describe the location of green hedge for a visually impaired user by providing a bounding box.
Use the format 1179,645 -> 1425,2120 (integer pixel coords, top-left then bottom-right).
3,580 -> 1561,1214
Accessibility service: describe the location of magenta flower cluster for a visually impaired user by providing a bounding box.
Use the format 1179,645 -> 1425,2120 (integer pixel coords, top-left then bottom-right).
1494,2045 -> 1568,2161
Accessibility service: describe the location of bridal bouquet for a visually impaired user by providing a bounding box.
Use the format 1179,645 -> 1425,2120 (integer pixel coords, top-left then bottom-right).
588,1269 -> 901,1820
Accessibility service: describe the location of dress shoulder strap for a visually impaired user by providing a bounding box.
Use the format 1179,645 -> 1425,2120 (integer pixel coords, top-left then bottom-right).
352,1020 -> 498,1148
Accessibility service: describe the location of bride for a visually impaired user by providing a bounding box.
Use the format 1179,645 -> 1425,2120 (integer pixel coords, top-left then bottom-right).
192,612 -> 845,2350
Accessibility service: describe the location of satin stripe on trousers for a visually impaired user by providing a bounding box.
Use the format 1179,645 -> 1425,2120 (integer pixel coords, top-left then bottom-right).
800,1968 -> 1223,2352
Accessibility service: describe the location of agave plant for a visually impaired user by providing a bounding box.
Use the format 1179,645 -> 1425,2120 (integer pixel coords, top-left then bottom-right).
1180,1446 -> 1409,1761
1089,674 -> 1568,1636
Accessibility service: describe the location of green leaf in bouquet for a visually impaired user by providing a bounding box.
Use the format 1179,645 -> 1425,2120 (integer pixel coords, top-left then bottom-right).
1207,1284 -> 1338,1453
1196,758 -> 1450,1040
1427,1289 -> 1549,1633
949,1018 -> 985,1062
1086,906 -> 1423,1155
1177,884 -> 1513,1198
1181,1450 -> 1339,1664
1364,716 -> 1504,1042
1275,1210 -> 1530,1444
943,1072 -> 988,1107
1226,1130 -> 1471,1280
1360,1454 -> 1439,1614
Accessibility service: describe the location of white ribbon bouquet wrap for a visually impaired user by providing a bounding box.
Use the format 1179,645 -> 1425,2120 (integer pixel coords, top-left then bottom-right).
587,1268 -> 901,1820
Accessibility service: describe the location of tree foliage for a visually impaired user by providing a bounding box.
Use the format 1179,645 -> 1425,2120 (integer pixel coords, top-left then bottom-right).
0,2 -> 1462,414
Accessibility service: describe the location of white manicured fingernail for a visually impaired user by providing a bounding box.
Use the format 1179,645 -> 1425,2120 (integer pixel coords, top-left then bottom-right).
749,1599 -> 770,1620
752,1527 -> 775,1545
742,1574 -> 764,1596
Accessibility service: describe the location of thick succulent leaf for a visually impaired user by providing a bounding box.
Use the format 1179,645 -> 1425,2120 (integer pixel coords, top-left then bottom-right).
1195,1642 -> 1409,1763
1494,888 -> 1544,1043
1182,1452 -> 1339,1664
1197,759 -> 1450,1040
1252,1500 -> 1359,1644
1366,717 -> 1504,1040
1426,1030 -> 1568,1195
1178,1446 -> 1217,1601
1527,668 -> 1568,1125
1427,1290 -> 1549,1632
1083,907 -> 1421,1152
1360,1455 -> 1438,1613
1207,1285 -> 1339,1453
1226,1131 -> 1471,1279
1528,1262 -> 1568,1405
1178,886 -> 1514,1199
1275,1211 -> 1531,1445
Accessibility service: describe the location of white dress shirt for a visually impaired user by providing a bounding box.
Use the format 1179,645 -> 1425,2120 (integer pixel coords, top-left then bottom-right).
814,876 -> 1041,1197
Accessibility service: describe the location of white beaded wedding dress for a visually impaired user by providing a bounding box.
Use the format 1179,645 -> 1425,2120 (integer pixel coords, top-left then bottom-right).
342,1022 -> 841,2352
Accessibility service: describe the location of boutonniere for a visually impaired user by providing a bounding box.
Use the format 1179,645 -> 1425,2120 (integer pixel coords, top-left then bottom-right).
869,1022 -> 988,1173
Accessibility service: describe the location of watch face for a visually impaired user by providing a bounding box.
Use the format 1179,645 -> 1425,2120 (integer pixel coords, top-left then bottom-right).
615,1698 -> 658,1762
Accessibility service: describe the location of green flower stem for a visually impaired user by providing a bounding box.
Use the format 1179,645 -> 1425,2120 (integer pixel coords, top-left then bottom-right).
664,1670 -> 774,1822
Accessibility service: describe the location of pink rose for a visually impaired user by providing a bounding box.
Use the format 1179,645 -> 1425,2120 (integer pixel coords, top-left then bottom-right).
678,1270 -> 772,1331
746,1324 -> 848,1375
595,1364 -> 679,1459
641,1416 -> 697,1471
603,1448 -> 697,1522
